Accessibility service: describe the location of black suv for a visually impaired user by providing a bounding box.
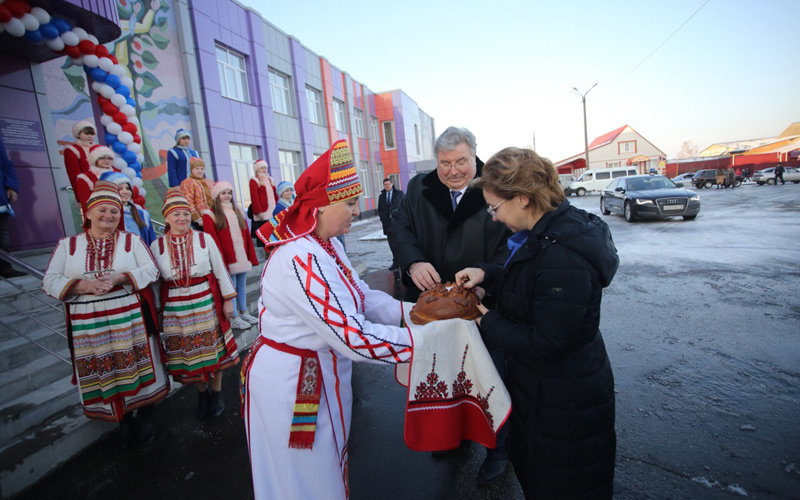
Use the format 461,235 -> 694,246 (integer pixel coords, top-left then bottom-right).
692,169 -> 742,189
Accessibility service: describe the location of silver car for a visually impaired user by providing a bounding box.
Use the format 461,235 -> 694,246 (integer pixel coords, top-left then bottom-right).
752,166 -> 800,185
670,172 -> 696,187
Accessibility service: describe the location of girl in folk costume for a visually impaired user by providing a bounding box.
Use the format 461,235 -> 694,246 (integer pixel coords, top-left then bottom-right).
273,180 -> 295,217
179,157 -> 215,229
42,181 -> 169,448
100,171 -> 158,247
202,181 -> 259,331
75,146 -> 115,208
248,159 -> 277,248
63,120 -> 97,193
241,140 -> 413,500
150,188 -> 239,419
167,129 -> 199,188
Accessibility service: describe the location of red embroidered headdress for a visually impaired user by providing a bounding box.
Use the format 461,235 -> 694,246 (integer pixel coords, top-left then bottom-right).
256,140 -> 361,247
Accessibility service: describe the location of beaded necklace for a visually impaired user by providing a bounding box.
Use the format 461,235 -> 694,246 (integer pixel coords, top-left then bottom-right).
167,230 -> 195,288
85,230 -> 116,277
310,232 -> 365,312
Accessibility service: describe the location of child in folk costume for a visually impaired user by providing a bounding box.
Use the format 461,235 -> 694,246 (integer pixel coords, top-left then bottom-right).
202,181 -> 259,331
248,159 -> 277,248
179,157 -> 215,229
100,171 -> 158,247
150,188 -> 239,419
273,181 -> 295,217
74,146 -> 115,208
241,140 -> 413,500
63,120 -> 97,193
167,129 -> 199,188
42,181 -> 169,448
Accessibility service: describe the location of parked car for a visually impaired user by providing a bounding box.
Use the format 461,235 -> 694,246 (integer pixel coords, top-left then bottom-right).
670,172 -> 696,187
751,166 -> 800,185
564,167 -> 638,196
600,175 -> 701,222
692,169 -> 742,189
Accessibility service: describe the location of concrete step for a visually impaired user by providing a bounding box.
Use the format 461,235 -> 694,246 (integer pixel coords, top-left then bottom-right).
0,349 -> 72,408
0,320 -> 67,372
0,376 -> 75,446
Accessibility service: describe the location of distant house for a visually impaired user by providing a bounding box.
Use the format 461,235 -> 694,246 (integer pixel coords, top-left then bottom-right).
555,125 -> 665,178
699,137 -> 777,157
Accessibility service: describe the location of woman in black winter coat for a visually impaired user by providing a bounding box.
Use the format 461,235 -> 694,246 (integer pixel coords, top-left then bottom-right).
457,147 -> 619,499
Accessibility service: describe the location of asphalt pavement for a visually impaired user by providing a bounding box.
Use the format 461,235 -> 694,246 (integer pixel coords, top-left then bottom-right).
21,181 -> 800,500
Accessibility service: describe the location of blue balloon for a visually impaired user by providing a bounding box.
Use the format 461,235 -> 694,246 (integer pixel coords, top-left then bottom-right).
24,30 -> 44,43
126,97 -> 136,107
128,162 -> 142,172
91,68 -> 107,82
40,23 -> 60,40
111,141 -> 128,154
105,133 -> 117,145
105,74 -> 121,89
122,150 -> 137,164
115,86 -> 131,98
50,18 -> 72,35
84,65 -> 92,74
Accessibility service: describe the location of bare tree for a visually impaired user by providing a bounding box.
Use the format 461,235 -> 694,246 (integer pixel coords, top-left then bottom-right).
677,141 -> 699,159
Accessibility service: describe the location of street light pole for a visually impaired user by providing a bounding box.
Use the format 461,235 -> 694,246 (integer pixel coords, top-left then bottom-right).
572,83 -> 597,169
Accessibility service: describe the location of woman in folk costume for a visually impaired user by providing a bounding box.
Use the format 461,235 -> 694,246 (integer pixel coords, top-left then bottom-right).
248,159 -> 277,248
150,188 -> 239,419
179,157 -> 215,229
241,140 -> 413,500
100,171 -> 158,247
74,146 -> 116,209
42,181 -> 168,448
63,120 -> 97,193
202,181 -> 259,331
273,180 -> 295,217
167,129 -> 199,188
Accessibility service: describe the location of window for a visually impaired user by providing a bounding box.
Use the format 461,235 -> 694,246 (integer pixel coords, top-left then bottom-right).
269,69 -> 292,115
229,143 -> 258,213
359,160 -> 371,197
414,124 -> 420,154
306,86 -> 323,125
611,170 -> 628,178
353,108 -> 365,138
606,162 -> 620,168
333,99 -> 347,132
618,141 -> 637,154
596,171 -> 611,180
382,120 -> 396,150
607,179 -> 620,190
216,46 -> 249,102
279,150 -> 301,183
388,172 -> 400,190
370,116 -> 379,143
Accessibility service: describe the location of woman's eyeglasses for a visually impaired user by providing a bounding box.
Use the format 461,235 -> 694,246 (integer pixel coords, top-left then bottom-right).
486,199 -> 507,217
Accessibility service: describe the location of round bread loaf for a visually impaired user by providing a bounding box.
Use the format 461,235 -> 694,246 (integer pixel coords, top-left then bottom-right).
409,282 -> 481,325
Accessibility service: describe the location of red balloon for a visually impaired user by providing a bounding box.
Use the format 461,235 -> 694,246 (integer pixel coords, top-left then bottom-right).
133,195 -> 146,206
122,122 -> 138,134
113,112 -> 128,125
64,46 -> 81,59
102,102 -> 117,116
109,55 -> 118,65
97,96 -> 110,107
0,6 -> 12,24
133,134 -> 141,144
4,0 -> 25,18
95,45 -> 109,58
78,40 -> 96,55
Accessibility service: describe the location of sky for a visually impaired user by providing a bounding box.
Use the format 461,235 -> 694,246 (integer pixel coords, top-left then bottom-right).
242,0 -> 798,162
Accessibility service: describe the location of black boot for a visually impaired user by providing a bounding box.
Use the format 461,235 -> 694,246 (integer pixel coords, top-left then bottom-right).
196,390 -> 211,420
138,405 -> 156,445
119,413 -> 135,450
209,390 -> 225,417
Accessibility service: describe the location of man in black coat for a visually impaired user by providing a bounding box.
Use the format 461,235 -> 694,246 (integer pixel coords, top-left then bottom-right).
775,163 -> 785,185
387,126 -> 511,485
377,178 -> 404,270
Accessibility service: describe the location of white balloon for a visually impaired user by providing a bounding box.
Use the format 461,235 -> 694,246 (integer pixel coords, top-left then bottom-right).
91,81 -> 103,93
133,177 -> 144,187
21,13 -> 40,32
138,187 -> 147,198
110,65 -> 126,77
136,153 -> 145,163
127,116 -> 140,128
123,167 -> 136,178
70,56 -> 83,66
120,76 -> 133,89
107,122 -> 122,135
98,57 -> 113,72
100,85 -> 116,99
83,54 -> 99,68
127,142 -> 141,154
4,19 -> 26,38
31,7 -> 52,25
71,27 -> 88,40
111,157 -> 126,171
87,35 -> 99,46
46,36 -> 64,51
111,93 -> 126,108
100,114 -> 112,126
117,132 -> 133,144
120,104 -> 136,117
60,31 -> 79,47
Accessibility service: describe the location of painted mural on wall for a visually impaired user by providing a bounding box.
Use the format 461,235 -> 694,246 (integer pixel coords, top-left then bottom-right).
44,0 -> 193,221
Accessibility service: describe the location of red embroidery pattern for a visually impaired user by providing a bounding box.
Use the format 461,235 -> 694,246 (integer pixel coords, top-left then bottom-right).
85,231 -> 117,277
451,345 -> 474,397
476,386 -> 496,428
310,233 -> 365,312
167,231 -> 195,286
414,354 -> 449,400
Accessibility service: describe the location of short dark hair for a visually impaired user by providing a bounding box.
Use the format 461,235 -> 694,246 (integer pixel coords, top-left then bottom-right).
383,178 -> 392,183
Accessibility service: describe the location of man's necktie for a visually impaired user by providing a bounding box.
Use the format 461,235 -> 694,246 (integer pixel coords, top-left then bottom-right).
387,191 -> 391,205
450,190 -> 461,211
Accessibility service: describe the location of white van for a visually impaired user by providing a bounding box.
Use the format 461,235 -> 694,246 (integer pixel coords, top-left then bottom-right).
564,167 -> 638,196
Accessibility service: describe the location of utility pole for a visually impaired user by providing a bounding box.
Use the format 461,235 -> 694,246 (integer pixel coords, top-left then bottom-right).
572,83 -> 597,168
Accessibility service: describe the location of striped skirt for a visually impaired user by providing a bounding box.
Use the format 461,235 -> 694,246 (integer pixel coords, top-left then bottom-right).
162,280 -> 239,384
70,290 -> 169,422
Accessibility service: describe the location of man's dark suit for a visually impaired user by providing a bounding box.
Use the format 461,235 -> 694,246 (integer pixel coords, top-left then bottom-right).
378,187 -> 404,235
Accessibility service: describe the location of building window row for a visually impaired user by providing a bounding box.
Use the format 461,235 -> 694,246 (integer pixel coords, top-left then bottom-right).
333,99 -> 347,132
269,69 -> 292,115
306,86 -> 323,125
216,45 -> 249,102
353,108 -> 365,138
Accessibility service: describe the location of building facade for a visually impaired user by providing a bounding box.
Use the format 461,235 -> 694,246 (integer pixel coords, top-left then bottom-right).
0,0 -> 435,251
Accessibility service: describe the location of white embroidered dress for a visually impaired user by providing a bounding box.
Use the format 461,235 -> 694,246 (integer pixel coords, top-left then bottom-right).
243,235 -> 412,500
